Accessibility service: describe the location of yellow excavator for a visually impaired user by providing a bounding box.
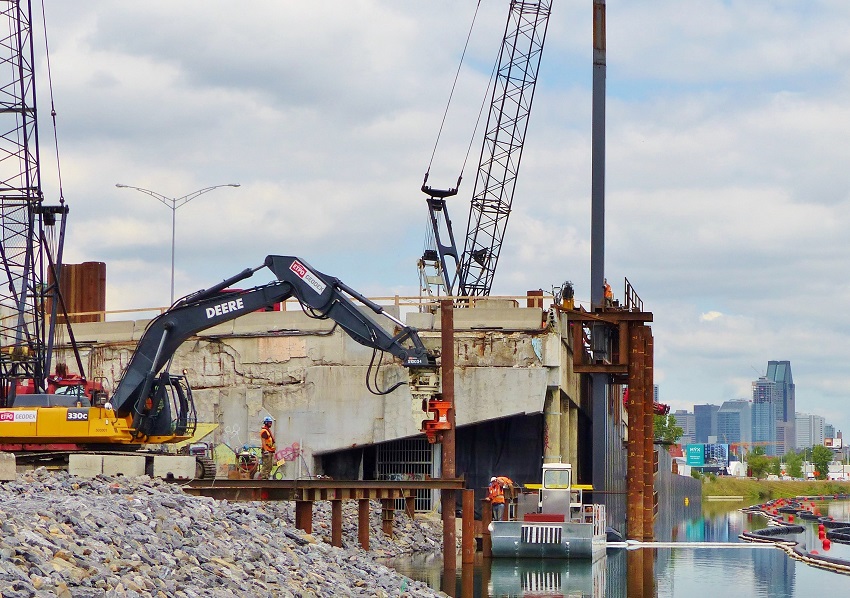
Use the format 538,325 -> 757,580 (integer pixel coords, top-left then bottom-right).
0,255 -> 439,476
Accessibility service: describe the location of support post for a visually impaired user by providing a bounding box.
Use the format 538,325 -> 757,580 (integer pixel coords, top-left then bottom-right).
295,500 -> 313,535
381,498 -> 394,537
481,498 -> 493,558
405,495 -> 416,519
358,498 -> 370,550
441,300 -> 457,573
331,500 -> 342,548
626,323 -> 645,540
462,489 -> 474,564
642,328 -> 655,540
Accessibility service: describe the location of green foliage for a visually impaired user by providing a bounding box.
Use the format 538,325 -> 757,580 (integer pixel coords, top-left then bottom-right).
784,451 -> 804,478
654,414 -> 684,443
811,445 -> 834,480
750,445 -> 767,457
691,469 -> 702,480
748,454 -> 771,480
768,457 -> 781,476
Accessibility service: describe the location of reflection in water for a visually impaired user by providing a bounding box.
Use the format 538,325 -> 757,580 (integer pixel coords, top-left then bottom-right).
386,500 -> 850,597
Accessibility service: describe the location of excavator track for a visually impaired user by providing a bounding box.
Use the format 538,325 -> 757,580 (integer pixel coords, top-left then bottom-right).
195,456 -> 217,479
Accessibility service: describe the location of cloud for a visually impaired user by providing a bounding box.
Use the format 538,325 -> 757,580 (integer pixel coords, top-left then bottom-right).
16,1 -> 850,438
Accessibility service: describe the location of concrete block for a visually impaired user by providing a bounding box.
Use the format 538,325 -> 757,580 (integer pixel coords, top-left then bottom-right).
131,319 -> 154,341
103,455 -> 146,477
69,454 -> 103,478
406,312 -> 435,330
69,320 -> 135,343
152,455 -> 195,480
0,452 -> 16,481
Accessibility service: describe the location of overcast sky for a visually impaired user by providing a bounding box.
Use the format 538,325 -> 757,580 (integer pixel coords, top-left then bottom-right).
28,1 -> 850,439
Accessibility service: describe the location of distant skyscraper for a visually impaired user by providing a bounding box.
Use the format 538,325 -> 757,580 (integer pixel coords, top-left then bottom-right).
752,377 -> 778,456
694,404 -> 719,443
825,424 -> 836,439
766,360 -> 795,455
796,412 -> 825,449
673,409 -> 696,444
717,400 -> 752,445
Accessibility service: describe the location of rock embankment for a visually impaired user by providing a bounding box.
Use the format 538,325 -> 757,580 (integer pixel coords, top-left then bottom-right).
0,469 -> 445,597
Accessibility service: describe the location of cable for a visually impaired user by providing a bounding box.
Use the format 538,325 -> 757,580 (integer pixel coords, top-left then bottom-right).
425,0 -> 483,176
39,0 -> 65,208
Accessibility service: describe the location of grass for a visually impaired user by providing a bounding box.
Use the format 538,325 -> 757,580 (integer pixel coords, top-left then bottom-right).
701,476 -> 850,502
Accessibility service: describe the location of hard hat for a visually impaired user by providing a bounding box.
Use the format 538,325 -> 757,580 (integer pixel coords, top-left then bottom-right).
490,477 -> 497,482
263,416 -> 274,424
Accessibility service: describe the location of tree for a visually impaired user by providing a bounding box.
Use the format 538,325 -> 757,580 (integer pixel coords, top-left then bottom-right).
811,445 -> 834,480
768,457 -> 781,476
654,414 -> 684,444
784,451 -> 803,479
747,454 -> 770,480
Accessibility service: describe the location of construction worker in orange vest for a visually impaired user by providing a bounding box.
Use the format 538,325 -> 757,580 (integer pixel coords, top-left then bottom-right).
259,416 -> 276,479
488,476 -> 507,521
603,278 -> 613,307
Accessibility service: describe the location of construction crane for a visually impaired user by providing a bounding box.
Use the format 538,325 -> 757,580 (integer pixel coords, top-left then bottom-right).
420,0 -> 552,298
0,1 -> 76,406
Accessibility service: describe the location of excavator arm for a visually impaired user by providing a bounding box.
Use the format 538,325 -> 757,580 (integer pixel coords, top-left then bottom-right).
110,255 -> 438,438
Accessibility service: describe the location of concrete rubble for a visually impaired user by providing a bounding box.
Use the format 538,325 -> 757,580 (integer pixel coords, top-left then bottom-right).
0,469 -> 447,597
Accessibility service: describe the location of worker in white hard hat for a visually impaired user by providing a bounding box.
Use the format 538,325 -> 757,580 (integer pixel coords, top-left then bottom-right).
487,476 -> 506,521
259,416 -> 276,479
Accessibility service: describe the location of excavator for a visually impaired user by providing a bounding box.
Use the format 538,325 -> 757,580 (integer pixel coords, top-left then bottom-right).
0,255 -> 440,476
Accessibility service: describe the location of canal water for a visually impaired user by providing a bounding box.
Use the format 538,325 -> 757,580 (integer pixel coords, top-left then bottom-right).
385,499 -> 850,597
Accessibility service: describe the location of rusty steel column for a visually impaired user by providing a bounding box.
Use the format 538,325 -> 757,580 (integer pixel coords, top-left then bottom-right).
626,323 -> 645,540
461,563 -> 474,598
462,489 -> 474,564
441,300 -> 457,573
295,500 -> 313,534
331,500 -> 342,547
481,498 -> 493,558
358,498 -> 370,550
642,327 -> 655,540
405,495 -> 416,519
627,548 -> 645,598
381,498 -> 395,537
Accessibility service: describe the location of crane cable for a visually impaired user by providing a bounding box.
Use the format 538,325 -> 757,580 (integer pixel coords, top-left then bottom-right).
422,1 -> 500,262
39,1 -> 64,209
425,0 -> 490,184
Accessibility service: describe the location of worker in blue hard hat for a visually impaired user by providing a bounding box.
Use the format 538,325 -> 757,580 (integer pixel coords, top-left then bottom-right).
259,416 -> 276,479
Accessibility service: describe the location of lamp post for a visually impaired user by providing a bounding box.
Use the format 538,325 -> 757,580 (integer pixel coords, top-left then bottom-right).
115,183 -> 240,305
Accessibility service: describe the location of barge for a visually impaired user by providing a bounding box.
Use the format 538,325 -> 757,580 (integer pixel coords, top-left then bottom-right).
490,463 -> 607,559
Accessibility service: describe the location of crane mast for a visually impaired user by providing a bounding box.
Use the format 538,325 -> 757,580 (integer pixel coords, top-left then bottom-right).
459,0 -> 551,297
0,1 -> 68,405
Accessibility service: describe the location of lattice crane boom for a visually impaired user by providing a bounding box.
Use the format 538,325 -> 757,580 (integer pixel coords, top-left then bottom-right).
459,0 -> 552,297
420,1 -> 552,299
0,0 -> 68,405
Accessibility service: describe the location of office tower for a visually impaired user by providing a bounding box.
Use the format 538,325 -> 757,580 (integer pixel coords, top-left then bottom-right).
796,412 -> 825,450
752,377 -> 778,456
717,400 -> 752,445
694,404 -> 720,443
673,409 -> 696,444
766,361 -> 795,455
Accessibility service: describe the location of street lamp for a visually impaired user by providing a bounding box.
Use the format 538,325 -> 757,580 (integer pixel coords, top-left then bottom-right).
115,183 -> 240,305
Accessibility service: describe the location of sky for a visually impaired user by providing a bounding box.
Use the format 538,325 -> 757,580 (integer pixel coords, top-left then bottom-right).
20,1 -> 850,437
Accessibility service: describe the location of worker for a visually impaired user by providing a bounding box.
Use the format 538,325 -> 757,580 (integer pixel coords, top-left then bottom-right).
488,476 -> 507,521
603,278 -> 613,307
259,416 -> 276,479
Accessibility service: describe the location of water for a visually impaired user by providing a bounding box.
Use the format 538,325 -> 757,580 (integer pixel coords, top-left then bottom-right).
385,500 -> 850,597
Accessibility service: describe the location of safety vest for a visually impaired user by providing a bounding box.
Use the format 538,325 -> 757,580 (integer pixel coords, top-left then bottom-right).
260,427 -> 276,453
488,480 -> 505,504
